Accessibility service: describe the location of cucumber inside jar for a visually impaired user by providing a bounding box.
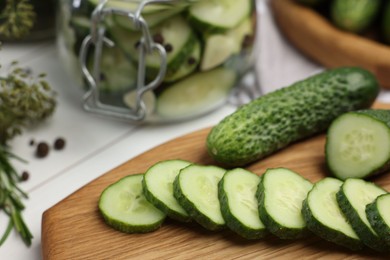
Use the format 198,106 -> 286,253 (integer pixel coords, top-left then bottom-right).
58,0 -> 257,121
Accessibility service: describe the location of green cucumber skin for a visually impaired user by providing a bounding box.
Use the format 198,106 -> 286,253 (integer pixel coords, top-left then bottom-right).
173,167 -> 226,231
301,198 -> 363,251
188,0 -> 253,34
218,174 -> 267,239
99,174 -> 166,234
336,182 -> 389,252
207,67 -> 379,167
100,211 -> 164,234
142,179 -> 191,223
366,194 -> 390,246
331,0 -> 381,33
326,110 -> 390,180
256,171 -> 310,239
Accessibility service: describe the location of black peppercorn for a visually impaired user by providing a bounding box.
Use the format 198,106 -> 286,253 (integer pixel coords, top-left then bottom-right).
21,171 -> 29,181
188,57 -> 196,65
54,138 -> 66,150
29,139 -> 35,146
164,43 -> 173,53
36,142 -> 49,158
153,33 -> 164,44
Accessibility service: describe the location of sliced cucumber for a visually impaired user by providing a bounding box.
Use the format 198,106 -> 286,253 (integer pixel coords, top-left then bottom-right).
189,0 -> 252,32
326,110 -> 390,180
256,168 -> 313,239
366,193 -> 390,246
173,164 -> 226,230
163,40 -> 201,83
122,89 -> 156,116
201,17 -> 254,71
113,6 -> 184,31
156,68 -> 236,119
302,178 -> 363,250
336,178 -> 388,251
98,174 -> 166,233
88,0 -> 173,14
108,15 -> 197,74
143,160 -> 192,222
88,45 -> 137,94
218,168 -> 266,239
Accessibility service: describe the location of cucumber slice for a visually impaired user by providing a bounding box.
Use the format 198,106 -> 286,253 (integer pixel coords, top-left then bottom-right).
143,160 -> 192,222
366,193 -> 390,246
336,178 -> 388,251
201,17 -> 254,71
122,89 -> 156,116
113,6 -> 184,31
163,40 -> 201,83
98,174 -> 166,233
218,168 -> 267,239
88,0 -> 173,14
302,178 -> 363,250
189,0 -> 252,32
156,68 -> 236,119
108,15 -> 198,76
256,168 -> 313,239
326,110 -> 390,180
88,45 -> 137,94
173,164 -> 226,230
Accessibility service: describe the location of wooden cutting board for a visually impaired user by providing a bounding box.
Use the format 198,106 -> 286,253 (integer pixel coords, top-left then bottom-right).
271,0 -> 390,89
42,103 -> 390,260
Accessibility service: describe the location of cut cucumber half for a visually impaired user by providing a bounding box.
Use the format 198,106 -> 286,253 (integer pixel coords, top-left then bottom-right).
173,164 -> 226,230
326,110 -> 390,180
218,168 -> 267,239
201,17 -> 254,71
98,174 -> 166,233
257,168 -> 313,239
143,160 -> 192,222
302,178 -> 363,250
189,0 -> 252,32
366,193 -> 390,246
156,68 -> 236,119
336,178 -> 388,251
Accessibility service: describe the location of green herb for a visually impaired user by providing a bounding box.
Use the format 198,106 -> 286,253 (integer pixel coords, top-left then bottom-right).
0,146 -> 32,246
0,0 -> 36,39
0,46 -> 56,246
0,59 -> 56,144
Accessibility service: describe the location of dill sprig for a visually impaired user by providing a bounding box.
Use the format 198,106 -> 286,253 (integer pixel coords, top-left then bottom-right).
0,60 -> 57,144
0,48 -> 57,246
0,0 -> 36,39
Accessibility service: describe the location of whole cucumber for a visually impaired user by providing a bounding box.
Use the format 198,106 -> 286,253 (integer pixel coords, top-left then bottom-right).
331,0 -> 381,33
207,67 -> 379,167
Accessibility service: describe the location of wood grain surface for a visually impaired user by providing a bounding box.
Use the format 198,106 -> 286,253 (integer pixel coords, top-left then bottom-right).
271,0 -> 390,90
41,103 -> 390,260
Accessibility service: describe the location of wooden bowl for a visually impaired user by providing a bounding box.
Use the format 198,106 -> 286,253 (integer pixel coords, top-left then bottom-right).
271,0 -> 390,89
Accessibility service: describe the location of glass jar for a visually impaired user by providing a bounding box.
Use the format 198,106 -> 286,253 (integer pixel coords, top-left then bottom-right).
0,0 -> 56,41
57,0 -> 257,122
